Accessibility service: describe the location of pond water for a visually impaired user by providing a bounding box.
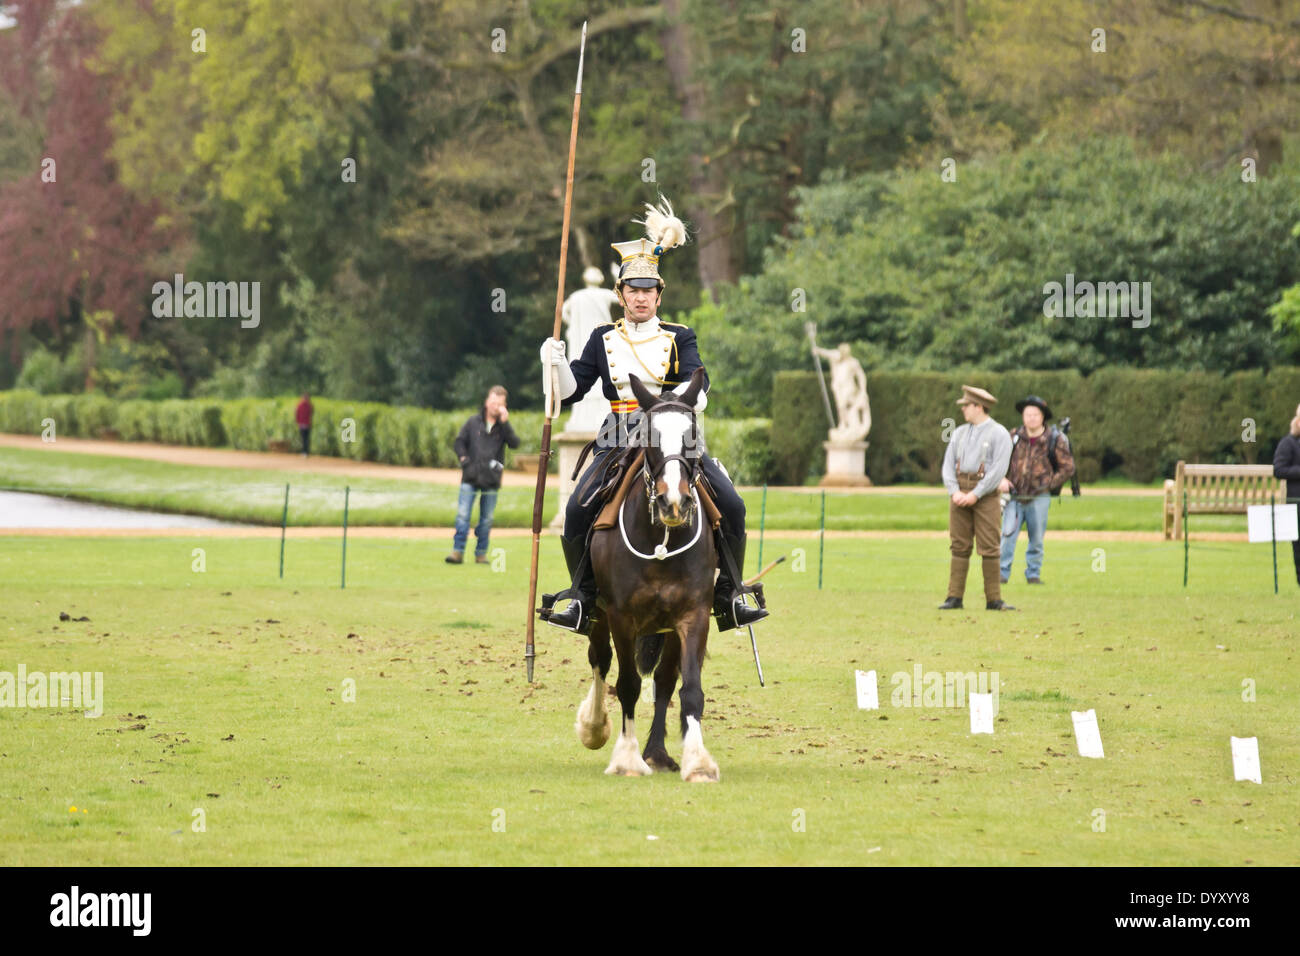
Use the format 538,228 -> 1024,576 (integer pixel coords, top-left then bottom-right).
0,491 -> 249,529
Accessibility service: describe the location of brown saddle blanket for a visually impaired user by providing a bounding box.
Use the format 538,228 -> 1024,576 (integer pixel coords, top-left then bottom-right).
593,449 -> 722,531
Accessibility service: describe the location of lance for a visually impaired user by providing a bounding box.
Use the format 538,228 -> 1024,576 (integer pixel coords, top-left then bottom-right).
526,21 -> 587,684
804,321 -> 835,429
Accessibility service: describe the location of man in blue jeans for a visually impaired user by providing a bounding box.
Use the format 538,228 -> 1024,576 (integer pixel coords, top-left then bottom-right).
447,386 -> 518,565
999,395 -> 1075,584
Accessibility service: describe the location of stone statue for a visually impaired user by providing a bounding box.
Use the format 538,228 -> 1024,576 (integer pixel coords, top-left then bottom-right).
560,266 -> 619,432
812,342 -> 871,443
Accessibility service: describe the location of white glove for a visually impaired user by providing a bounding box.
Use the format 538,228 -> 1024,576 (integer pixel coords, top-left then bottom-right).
540,338 -> 577,402
539,338 -> 567,366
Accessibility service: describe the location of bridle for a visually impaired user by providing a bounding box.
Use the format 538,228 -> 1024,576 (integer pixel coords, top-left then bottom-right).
617,397 -> 704,562
640,397 -> 701,528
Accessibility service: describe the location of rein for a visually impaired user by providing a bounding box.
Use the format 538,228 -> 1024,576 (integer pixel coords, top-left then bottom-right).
619,487 -> 703,561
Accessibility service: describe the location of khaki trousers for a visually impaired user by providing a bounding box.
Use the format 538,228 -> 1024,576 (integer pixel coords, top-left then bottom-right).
947,473 -> 1002,603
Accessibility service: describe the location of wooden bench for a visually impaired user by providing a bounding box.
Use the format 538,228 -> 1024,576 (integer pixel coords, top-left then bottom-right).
1163,461 -> 1285,539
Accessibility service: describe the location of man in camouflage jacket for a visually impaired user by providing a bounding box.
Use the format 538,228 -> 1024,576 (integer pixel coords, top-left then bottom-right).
999,395 -> 1075,585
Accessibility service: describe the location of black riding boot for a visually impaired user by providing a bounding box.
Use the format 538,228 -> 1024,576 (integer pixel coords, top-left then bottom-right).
713,532 -> 769,631
543,535 -> 597,635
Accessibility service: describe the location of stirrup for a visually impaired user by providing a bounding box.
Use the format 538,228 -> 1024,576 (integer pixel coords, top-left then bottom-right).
546,598 -> 593,635
538,587 -> 596,635
714,588 -> 768,632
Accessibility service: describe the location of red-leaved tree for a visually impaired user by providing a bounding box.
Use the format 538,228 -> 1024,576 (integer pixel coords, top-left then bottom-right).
0,0 -> 179,383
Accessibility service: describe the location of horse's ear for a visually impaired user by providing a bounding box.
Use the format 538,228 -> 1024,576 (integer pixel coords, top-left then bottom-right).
629,374 -> 658,410
678,367 -> 707,409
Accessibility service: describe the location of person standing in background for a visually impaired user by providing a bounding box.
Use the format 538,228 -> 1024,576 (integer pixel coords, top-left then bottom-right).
1272,402 -> 1300,588
296,393 -> 313,458
940,385 -> 1015,611
448,385 -> 519,565
999,395 -> 1075,585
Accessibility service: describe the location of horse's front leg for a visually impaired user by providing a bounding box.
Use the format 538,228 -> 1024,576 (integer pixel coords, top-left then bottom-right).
575,618 -> 613,750
643,632 -> 681,773
605,614 -> 652,776
677,606 -> 719,782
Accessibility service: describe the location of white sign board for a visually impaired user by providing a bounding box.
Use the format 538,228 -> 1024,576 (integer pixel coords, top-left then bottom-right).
969,693 -> 994,734
1246,504 -> 1299,543
1071,709 -> 1105,759
1230,736 -> 1262,784
854,670 -> 878,710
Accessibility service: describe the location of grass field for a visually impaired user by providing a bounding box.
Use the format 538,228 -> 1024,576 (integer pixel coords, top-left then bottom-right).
1,532 -> 1296,865
0,446 -> 1246,532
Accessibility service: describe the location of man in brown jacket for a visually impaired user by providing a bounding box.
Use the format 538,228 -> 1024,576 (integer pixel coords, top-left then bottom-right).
999,395 -> 1076,584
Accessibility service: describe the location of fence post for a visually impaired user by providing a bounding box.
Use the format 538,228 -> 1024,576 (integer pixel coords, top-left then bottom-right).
1182,490 -> 1188,588
1271,491 -> 1278,595
279,483 -> 289,580
341,485 -> 350,589
818,489 -> 826,590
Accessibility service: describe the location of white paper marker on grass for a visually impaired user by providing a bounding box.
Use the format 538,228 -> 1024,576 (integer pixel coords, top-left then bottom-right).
1071,709 -> 1104,758
1246,504 -> 1299,543
969,692 -> 994,734
1230,736 -> 1262,784
855,670 -> 878,710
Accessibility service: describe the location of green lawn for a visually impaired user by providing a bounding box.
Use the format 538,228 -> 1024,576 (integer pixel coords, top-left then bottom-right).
1,533 -> 1296,865
0,446 -> 1248,532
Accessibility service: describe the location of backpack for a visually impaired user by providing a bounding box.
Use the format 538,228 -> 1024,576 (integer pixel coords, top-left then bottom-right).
1045,427 -> 1063,496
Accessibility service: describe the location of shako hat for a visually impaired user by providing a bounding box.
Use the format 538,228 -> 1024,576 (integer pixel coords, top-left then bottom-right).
612,196 -> 688,290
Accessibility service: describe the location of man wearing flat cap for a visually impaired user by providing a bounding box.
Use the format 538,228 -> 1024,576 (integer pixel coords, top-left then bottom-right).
999,395 -> 1075,585
940,385 -> 1014,610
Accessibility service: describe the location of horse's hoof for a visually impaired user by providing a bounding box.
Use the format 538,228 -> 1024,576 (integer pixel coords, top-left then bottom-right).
643,748 -> 680,773
576,711 -> 611,750
605,736 -> 653,776
683,764 -> 720,783
606,765 -> 653,777
604,758 -> 653,777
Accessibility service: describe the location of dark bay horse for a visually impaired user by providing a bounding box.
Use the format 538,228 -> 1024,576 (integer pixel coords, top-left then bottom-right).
573,368 -> 721,782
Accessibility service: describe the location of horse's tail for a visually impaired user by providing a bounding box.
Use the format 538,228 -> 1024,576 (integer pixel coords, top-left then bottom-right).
635,633 -> 665,677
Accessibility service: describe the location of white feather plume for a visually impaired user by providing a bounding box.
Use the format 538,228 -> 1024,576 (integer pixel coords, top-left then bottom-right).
634,196 -> 688,251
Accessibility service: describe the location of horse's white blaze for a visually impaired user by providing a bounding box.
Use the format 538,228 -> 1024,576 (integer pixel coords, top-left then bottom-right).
653,410 -> 691,508
605,717 -> 653,776
575,666 -> 611,750
680,715 -> 720,782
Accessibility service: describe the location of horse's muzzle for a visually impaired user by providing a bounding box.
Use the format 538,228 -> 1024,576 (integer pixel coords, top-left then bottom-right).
657,494 -> 695,528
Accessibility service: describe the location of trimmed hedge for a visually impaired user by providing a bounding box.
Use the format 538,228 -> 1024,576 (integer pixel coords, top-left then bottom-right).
0,390 -> 774,483
7,367 -> 1297,485
770,369 -> 1300,484
771,371 -> 828,484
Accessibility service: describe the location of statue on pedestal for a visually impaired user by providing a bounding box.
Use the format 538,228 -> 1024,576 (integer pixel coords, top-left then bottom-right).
560,267 -> 618,434
807,324 -> 872,486
810,342 -> 871,443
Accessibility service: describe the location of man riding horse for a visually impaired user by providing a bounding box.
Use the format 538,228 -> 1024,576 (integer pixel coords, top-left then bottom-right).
538,196 -> 770,636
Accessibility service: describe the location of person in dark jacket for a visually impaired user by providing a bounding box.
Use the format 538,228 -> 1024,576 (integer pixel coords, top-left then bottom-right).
1272,404 -> 1300,587
448,386 -> 519,564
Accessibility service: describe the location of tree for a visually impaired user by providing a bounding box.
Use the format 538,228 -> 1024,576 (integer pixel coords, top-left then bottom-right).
0,0 -> 177,386
93,0 -> 408,230
688,138 -> 1300,416
939,0 -> 1300,170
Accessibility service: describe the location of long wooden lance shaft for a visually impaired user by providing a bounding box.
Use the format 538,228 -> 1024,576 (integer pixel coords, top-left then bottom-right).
527,21 -> 587,684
